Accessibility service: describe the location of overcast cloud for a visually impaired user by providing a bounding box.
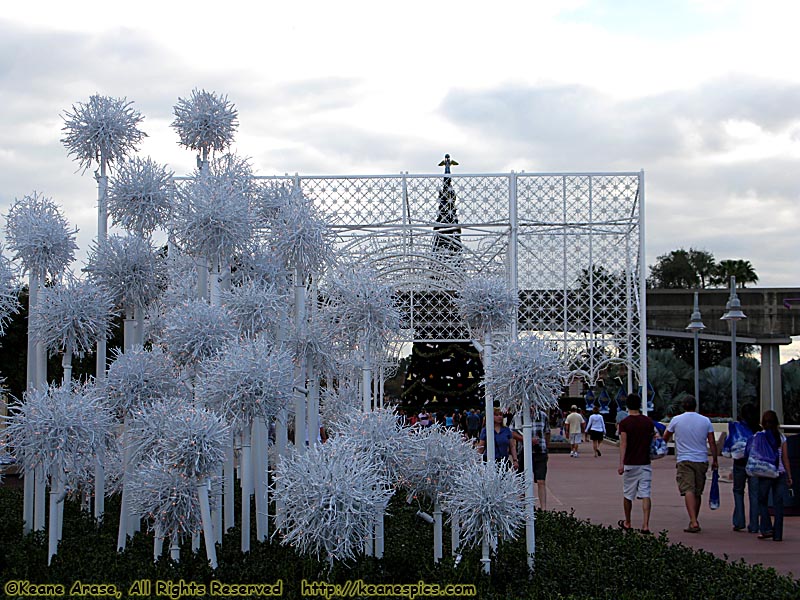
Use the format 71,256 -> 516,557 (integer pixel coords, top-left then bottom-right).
0,1 -> 798,360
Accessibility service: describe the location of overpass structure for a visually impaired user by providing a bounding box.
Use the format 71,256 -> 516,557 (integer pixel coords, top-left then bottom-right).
647,287 -> 799,421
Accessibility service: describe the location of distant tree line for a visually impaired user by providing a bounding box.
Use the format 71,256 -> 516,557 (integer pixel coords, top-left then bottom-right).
648,248 -> 758,289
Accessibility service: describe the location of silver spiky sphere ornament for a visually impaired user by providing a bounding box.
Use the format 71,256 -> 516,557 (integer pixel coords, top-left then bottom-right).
273,437 -> 393,565
270,190 -> 332,276
395,424 -> 479,502
441,460 -> 525,551
196,337 -> 294,432
0,249 -> 20,335
61,94 -> 146,172
158,300 -> 235,368
171,89 -> 238,154
5,191 -> 78,278
221,279 -> 287,338
332,408 -> 408,478
107,156 -> 173,235
104,346 -> 179,416
84,233 -> 164,310
458,275 -> 518,334
488,337 -> 565,414
30,277 -> 116,357
320,382 -> 361,436
3,382 -> 116,478
173,154 -> 256,264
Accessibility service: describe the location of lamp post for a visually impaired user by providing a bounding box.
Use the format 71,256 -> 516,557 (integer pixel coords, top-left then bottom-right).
721,276 -> 746,421
685,292 -> 706,413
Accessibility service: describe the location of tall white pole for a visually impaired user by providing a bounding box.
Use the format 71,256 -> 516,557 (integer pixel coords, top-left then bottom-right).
522,402 -> 535,572
637,170 -> 648,416
484,330 -> 494,464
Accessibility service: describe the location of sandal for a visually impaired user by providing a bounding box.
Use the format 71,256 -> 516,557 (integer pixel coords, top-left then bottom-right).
617,519 -> 632,531
639,529 -> 652,535
758,532 -> 773,540
683,525 -> 701,533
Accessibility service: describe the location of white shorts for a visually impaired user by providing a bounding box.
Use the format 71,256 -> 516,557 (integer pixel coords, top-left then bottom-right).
623,465 -> 652,500
569,433 -> 583,445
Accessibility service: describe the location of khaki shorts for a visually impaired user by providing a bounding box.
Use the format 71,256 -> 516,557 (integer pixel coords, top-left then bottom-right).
676,461 -> 708,496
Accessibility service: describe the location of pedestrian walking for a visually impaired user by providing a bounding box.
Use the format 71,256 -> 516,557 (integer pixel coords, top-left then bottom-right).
663,396 -> 718,533
586,405 -> 606,457
752,410 -> 793,541
731,403 -> 760,533
617,393 -> 653,533
565,405 -> 585,457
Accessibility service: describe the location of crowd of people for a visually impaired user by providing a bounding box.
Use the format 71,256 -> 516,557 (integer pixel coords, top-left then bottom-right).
398,394 -> 794,542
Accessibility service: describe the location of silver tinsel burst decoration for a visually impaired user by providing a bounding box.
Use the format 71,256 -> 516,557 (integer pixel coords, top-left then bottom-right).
104,346 -> 179,415
173,154 -> 256,264
30,277 -> 116,357
84,234 -> 164,310
5,191 -> 78,278
395,425 -> 479,502
3,382 -> 116,478
61,94 -> 146,172
458,275 -> 518,334
273,437 -> 393,565
324,267 -> 401,346
333,408 -> 408,478
441,461 -> 525,551
128,457 -> 204,538
487,338 -> 566,414
0,249 -> 20,334
171,89 -> 238,154
196,337 -> 294,433
221,279 -> 288,338
270,190 -> 333,276
158,300 -> 235,367
128,399 -> 228,480
107,156 -> 173,235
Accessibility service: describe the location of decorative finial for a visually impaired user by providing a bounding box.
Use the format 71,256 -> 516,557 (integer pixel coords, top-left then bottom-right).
438,154 -> 459,174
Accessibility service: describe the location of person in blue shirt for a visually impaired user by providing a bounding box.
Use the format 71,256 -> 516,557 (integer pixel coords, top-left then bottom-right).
477,408 -> 518,469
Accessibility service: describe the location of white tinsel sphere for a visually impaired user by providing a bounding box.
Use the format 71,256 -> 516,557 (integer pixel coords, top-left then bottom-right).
30,278 -> 116,357
158,300 -> 235,367
84,233 -> 164,310
129,399 -> 228,480
173,154 -> 256,264
229,244 -> 289,288
441,461 -> 525,551
270,190 -> 332,275
107,156 -> 173,235
172,89 -> 238,154
273,437 -> 393,565
5,191 -> 78,278
196,337 -> 294,432
129,457 -> 204,538
325,267 -> 400,345
61,94 -> 146,171
0,249 -> 20,335
3,383 -> 116,478
458,275 -> 518,334
221,279 -> 287,338
395,425 -> 479,502
333,408 -> 407,478
104,346 -> 179,415
488,338 -> 566,414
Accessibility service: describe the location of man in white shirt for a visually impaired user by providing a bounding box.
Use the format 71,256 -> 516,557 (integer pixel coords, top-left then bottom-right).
663,396 -> 718,533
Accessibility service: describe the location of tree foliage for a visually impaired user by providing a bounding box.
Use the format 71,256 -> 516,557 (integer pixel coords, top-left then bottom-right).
648,248 -> 758,289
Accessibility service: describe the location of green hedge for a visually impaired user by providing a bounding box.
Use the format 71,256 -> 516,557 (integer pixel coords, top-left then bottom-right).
0,486 -> 797,599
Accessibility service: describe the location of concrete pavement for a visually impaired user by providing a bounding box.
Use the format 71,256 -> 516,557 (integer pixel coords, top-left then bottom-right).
541,441 -> 798,579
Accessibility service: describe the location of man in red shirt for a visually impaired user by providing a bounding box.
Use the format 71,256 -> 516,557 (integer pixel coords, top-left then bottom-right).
617,393 -> 655,533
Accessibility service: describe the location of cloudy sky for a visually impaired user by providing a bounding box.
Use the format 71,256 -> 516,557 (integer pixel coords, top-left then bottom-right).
1,0 -> 798,358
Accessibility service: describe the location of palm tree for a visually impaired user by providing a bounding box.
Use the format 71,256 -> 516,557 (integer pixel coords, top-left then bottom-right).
688,249 -> 716,289
713,259 -> 758,288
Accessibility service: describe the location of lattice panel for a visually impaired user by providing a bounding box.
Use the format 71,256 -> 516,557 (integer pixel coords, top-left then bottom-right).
238,171 -> 643,380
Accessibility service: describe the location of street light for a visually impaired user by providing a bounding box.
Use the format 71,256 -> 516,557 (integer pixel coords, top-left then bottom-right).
721,276 -> 747,421
685,292 -> 706,413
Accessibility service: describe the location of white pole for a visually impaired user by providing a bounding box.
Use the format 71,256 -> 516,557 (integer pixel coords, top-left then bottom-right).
170,532 -> 180,562
481,536 -> 491,574
240,426 -> 252,553
450,516 -> 460,557
197,479 -> 218,569
34,467 -> 46,531
223,432 -> 234,532
522,402 -> 535,572
433,498 -> 443,563
96,153 -> 108,382
22,270 -> 39,534
61,342 -> 73,384
484,330 -> 495,464
253,417 -> 268,541
117,420 -> 131,551
294,271 -> 307,453
637,170 -> 648,416
154,524 -> 164,562
47,471 -> 63,564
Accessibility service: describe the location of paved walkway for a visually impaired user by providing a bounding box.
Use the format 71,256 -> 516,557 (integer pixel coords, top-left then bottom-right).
542,442 -> 798,579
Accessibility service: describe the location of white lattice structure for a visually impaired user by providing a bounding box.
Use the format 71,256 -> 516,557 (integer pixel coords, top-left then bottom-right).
173,171 -> 645,386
